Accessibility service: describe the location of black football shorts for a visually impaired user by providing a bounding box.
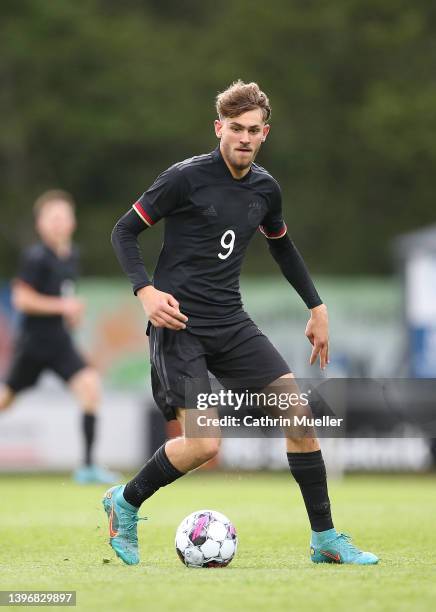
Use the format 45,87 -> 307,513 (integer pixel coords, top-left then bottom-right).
148,318 -> 290,421
5,333 -> 87,393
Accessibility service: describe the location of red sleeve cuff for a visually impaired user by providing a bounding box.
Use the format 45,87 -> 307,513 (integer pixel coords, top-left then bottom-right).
259,223 -> 287,239
132,201 -> 154,226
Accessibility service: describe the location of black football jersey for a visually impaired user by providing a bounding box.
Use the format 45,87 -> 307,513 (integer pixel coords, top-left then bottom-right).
17,243 -> 79,337
133,146 -> 287,326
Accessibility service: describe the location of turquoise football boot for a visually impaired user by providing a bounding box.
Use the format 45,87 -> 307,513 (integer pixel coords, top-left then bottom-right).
102,485 -> 146,565
310,529 -> 379,565
74,465 -> 121,484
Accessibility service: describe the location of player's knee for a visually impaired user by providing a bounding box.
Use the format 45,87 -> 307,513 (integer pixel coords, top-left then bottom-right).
0,386 -> 15,411
205,437 -> 221,459
193,437 -> 221,462
70,367 -> 101,410
82,370 -> 101,409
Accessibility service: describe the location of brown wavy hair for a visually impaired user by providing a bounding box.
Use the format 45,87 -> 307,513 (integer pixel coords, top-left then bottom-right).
216,80 -> 271,122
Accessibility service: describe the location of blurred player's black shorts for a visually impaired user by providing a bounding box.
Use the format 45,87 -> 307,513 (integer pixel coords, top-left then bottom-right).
148,318 -> 290,421
5,332 -> 87,392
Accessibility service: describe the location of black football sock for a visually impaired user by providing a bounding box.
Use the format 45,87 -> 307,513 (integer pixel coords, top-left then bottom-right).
287,449 -> 334,532
123,444 -> 185,508
82,413 -> 96,467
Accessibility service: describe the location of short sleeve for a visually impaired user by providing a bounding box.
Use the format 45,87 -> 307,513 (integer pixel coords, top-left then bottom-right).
17,247 -> 46,289
259,181 -> 287,239
132,165 -> 189,227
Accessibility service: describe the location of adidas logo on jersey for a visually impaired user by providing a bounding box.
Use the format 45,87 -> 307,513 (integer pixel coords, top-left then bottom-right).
201,205 -> 218,217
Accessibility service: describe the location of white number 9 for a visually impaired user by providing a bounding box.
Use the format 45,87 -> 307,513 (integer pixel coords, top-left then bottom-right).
218,229 -> 236,260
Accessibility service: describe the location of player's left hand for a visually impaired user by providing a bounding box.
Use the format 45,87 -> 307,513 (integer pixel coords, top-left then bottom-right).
305,304 -> 329,369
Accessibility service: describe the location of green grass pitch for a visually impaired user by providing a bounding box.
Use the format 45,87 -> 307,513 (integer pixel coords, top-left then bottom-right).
0,472 -> 435,612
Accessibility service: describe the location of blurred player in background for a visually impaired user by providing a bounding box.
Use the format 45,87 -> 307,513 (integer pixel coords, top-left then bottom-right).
105,81 -> 378,566
0,190 -> 118,484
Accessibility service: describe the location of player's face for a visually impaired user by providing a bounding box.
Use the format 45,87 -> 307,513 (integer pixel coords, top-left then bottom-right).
214,108 -> 270,176
36,200 -> 76,243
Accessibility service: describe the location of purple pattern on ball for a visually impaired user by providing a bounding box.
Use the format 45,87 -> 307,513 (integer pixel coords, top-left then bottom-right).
190,514 -> 209,543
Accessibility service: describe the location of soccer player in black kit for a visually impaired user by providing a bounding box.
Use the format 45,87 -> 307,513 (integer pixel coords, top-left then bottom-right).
0,191 -> 118,484
104,81 -> 378,565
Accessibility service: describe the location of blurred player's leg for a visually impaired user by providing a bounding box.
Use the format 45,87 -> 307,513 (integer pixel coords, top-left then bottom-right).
103,407 -> 221,565
0,384 -> 15,411
69,366 -> 119,484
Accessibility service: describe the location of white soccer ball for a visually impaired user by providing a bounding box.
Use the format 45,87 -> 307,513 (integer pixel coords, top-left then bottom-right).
175,509 -> 238,568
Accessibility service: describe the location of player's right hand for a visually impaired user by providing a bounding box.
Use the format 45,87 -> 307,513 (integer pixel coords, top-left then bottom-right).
137,286 -> 188,330
62,297 -> 85,328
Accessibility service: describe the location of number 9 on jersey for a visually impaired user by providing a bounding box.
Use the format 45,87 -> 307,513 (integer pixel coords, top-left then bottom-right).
218,229 -> 235,260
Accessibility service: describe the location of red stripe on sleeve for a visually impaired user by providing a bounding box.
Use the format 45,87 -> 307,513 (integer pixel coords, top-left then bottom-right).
133,201 -> 154,226
259,224 -> 288,239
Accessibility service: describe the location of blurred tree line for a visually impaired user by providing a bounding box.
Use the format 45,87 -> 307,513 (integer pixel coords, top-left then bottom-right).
1,0 -> 435,278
